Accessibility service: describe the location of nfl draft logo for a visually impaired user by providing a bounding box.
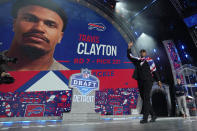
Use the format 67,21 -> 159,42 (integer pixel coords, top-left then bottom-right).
88,23 -> 106,31
69,69 -> 99,96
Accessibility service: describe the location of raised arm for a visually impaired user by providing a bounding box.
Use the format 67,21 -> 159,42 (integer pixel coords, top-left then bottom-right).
127,42 -> 141,63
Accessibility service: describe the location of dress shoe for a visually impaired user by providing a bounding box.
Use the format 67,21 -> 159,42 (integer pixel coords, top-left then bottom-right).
150,115 -> 157,122
140,119 -> 148,124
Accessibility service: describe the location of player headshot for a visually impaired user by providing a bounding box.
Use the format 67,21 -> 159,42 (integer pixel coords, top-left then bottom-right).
1,0 -> 69,71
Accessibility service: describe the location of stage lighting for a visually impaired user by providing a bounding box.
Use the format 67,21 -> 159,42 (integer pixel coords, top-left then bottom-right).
157,57 -> 160,61
129,0 -> 158,21
185,54 -> 188,58
115,1 -> 129,16
135,32 -> 138,36
154,49 -> 157,53
181,45 -> 185,49
134,31 -> 142,37
135,33 -> 157,52
140,33 -> 146,38
143,6 -> 148,10
105,0 -> 118,10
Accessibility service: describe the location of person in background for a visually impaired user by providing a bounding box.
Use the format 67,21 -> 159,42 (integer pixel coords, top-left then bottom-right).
175,78 -> 189,118
0,54 -> 16,84
127,42 -> 162,124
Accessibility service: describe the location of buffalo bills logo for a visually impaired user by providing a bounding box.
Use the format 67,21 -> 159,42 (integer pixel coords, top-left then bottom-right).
25,105 -> 44,117
69,69 -> 99,95
27,107 -> 43,116
88,23 -> 106,31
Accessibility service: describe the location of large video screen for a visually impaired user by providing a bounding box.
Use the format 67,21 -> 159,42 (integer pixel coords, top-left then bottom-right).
184,13 -> 197,28
0,0 -> 137,91
0,0 -> 139,117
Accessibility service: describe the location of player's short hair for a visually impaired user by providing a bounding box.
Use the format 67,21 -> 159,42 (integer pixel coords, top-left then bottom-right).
11,0 -> 68,31
140,49 -> 146,53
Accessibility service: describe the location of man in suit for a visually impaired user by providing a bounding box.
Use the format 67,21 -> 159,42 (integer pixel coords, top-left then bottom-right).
127,42 -> 162,124
175,78 -> 189,118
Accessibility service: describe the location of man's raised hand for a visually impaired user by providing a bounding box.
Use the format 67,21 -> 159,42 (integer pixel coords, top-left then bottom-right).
128,42 -> 133,49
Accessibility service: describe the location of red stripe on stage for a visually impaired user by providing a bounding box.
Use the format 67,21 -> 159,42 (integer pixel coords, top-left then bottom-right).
123,62 -> 133,64
57,60 -> 70,63
0,69 -> 138,93
60,69 -> 138,91
0,71 -> 40,93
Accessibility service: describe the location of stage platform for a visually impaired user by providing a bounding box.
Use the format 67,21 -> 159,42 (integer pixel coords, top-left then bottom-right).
0,117 -> 197,131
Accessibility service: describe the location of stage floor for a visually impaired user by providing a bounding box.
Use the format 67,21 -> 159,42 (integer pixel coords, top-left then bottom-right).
0,117 -> 197,131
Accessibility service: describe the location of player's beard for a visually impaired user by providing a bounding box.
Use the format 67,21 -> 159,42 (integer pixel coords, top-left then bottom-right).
20,44 -> 49,60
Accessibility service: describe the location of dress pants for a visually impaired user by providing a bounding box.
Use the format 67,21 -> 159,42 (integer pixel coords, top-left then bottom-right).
176,95 -> 189,116
138,80 -> 155,120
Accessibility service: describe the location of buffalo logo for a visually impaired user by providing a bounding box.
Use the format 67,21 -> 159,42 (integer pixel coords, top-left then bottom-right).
88,23 -> 106,31
113,106 -> 123,115
28,107 -> 43,116
25,105 -> 44,117
69,69 -> 99,95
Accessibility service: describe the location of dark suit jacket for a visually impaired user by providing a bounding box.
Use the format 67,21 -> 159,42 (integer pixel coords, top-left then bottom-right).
127,49 -> 160,82
175,84 -> 186,97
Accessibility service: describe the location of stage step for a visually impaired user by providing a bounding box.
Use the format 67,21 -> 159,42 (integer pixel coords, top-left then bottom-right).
100,114 -> 142,120
0,116 -> 61,122
63,113 -> 100,122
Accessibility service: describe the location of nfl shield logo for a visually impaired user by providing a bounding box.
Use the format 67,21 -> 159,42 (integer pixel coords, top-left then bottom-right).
69,69 -> 99,95
82,71 -> 90,78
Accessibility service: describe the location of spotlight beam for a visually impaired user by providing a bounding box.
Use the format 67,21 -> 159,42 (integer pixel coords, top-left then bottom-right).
129,0 -> 158,21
